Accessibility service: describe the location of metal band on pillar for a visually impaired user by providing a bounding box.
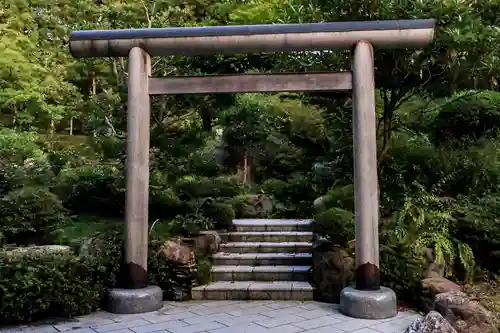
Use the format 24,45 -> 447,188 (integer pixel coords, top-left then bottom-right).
352,40 -> 380,291
124,47 -> 151,289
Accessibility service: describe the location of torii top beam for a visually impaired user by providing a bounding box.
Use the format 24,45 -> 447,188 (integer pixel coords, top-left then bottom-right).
69,19 -> 436,58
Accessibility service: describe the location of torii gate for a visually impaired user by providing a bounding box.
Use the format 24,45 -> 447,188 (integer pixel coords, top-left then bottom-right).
69,19 -> 436,319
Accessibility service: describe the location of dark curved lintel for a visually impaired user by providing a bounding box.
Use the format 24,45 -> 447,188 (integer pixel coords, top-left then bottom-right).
70,19 -> 436,41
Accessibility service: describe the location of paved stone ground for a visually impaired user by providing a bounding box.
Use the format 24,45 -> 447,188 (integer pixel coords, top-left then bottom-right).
1,301 -> 421,333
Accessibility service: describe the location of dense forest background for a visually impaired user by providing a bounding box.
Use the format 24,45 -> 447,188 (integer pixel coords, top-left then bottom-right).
2,0 -> 500,323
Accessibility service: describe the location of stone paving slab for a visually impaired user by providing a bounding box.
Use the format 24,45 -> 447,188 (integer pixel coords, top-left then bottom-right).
1,301 -> 422,333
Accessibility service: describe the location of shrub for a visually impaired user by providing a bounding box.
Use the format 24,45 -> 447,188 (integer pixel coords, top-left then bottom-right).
379,237 -> 425,305
186,144 -> 224,178
0,248 -> 116,325
283,173 -> 317,218
229,194 -> 277,218
433,91 -> 500,146
230,195 -> 251,218
453,195 -> 500,274
90,136 -> 125,160
212,176 -> 243,197
0,129 -> 46,164
0,186 -> 68,245
321,184 -> 355,212
260,178 -> 289,201
174,176 -> 210,199
0,160 -> 54,197
168,215 -> 215,237
54,164 -> 125,217
0,129 -> 54,195
149,188 -> 193,220
381,190 -> 475,282
174,175 -> 242,199
47,148 -> 87,175
0,226 -> 206,325
201,202 -> 235,230
313,207 -> 354,246
0,161 -> 30,195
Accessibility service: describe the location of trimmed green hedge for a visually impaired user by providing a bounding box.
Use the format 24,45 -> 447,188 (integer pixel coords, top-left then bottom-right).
54,165 -> 125,217
0,247 -> 118,325
0,186 -> 68,246
0,232 -> 203,325
174,175 -> 243,199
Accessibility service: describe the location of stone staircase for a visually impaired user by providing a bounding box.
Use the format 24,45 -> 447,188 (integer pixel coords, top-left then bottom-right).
192,219 -> 314,300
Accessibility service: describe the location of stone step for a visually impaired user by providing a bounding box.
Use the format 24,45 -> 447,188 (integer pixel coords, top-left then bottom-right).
192,281 -> 313,300
213,252 -> 312,266
220,231 -> 313,243
233,219 -> 312,232
220,242 -> 312,253
211,265 -> 310,281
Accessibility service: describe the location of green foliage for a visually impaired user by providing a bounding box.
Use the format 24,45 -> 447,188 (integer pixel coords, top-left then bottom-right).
185,134 -> 224,178
230,195 -> 253,218
54,164 -> 125,217
168,215 -> 215,237
0,129 -> 54,195
0,128 -> 46,163
91,136 -> 125,160
380,135 -> 500,209
273,173 -> 317,218
433,91 -> 500,146
195,257 -> 213,285
149,188 -> 193,220
320,185 -> 355,213
0,222 -> 208,325
47,148 -> 88,175
313,207 -> 354,247
1,0 -> 500,312
382,188 -> 475,279
260,178 -> 289,201
0,248 -> 116,325
0,159 -> 52,196
0,186 -> 68,245
379,236 -> 425,303
174,175 -> 242,199
200,202 -> 235,230
453,195 -> 500,273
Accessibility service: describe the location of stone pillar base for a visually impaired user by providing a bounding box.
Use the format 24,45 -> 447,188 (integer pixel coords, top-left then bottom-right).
339,286 -> 397,319
108,285 -> 163,314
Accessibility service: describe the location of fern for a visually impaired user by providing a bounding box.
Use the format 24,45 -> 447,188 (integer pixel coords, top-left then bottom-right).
385,187 -> 475,279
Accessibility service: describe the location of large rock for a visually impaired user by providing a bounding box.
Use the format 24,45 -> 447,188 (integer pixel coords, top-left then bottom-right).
421,277 -> 462,312
5,245 -> 72,257
194,231 -> 221,256
435,290 -> 499,333
158,239 -> 194,265
423,278 -> 461,295
156,239 -> 198,301
313,196 -> 326,212
312,240 -> 354,303
405,311 -> 457,333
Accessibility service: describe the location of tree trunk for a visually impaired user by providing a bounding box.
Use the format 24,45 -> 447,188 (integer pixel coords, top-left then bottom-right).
91,74 -> 96,95
50,119 -> 55,137
236,151 -> 250,184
